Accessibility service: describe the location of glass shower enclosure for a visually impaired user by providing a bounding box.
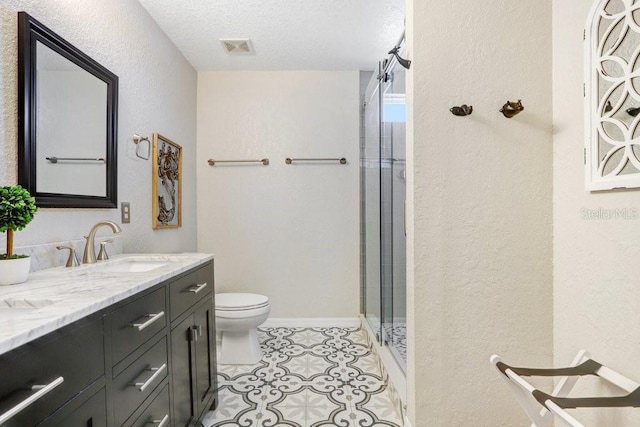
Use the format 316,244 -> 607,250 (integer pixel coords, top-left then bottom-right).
362,46 -> 407,371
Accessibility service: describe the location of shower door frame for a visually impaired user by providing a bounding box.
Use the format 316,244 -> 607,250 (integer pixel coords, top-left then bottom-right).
361,45 -> 407,373
362,63 -> 384,344
380,51 -> 407,372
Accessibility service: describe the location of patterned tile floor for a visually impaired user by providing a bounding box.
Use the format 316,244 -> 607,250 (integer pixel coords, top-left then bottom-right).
202,327 -> 404,427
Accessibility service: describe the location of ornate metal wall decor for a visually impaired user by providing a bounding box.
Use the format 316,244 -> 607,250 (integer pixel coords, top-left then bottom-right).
152,133 -> 182,229
585,0 -> 640,190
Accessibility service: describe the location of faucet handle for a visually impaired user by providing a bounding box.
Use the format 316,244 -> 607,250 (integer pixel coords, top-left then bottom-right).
97,239 -> 113,262
56,245 -> 80,267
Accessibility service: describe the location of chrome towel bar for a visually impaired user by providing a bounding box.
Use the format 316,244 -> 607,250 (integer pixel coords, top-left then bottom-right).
46,157 -> 105,164
207,158 -> 269,166
285,157 -> 347,164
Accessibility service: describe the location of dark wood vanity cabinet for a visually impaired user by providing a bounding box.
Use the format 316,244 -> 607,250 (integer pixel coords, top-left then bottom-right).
0,260 -> 217,427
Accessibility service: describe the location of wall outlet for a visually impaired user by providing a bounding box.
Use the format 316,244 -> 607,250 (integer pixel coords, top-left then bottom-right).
121,202 -> 131,224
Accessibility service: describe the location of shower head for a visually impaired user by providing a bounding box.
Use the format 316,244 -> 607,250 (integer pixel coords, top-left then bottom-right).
388,46 -> 411,70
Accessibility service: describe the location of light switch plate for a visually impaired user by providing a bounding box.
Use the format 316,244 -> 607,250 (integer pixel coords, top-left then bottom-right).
121,202 -> 131,224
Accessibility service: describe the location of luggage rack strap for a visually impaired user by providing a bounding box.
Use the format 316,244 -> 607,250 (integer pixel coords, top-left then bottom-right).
496,359 -> 602,377
533,387 -> 640,409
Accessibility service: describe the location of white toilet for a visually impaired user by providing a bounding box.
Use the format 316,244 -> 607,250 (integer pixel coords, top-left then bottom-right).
215,293 -> 270,365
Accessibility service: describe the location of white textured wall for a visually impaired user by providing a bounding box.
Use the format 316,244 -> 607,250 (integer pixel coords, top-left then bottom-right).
406,1 -> 553,425
554,1 -> 640,425
197,71 -> 359,318
0,0 -> 197,254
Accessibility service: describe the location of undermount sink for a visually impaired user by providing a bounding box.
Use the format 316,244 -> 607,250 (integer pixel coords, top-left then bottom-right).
0,298 -> 58,321
88,259 -> 168,273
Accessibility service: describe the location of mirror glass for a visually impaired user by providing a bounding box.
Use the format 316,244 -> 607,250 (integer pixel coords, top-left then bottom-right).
18,12 -> 118,208
36,42 -> 108,197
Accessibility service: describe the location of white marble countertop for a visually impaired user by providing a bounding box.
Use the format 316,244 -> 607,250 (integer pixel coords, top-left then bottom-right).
0,253 -> 213,356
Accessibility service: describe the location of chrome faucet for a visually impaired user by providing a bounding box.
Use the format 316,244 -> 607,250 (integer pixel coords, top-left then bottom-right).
83,220 -> 122,264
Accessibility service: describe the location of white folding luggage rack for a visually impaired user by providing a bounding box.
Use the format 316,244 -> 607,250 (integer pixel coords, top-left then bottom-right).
491,350 -> 640,426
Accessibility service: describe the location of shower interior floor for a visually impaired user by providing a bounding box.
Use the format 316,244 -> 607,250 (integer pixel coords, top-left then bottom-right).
383,322 -> 407,365
202,326 -> 404,426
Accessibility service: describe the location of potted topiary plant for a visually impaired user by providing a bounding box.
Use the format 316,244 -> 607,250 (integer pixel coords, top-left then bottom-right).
0,185 -> 37,285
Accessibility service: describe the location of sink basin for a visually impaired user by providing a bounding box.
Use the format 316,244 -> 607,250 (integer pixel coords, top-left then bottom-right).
0,298 -> 58,321
89,260 -> 168,273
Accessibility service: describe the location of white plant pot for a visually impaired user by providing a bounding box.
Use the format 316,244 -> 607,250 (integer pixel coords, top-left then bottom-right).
0,257 -> 31,285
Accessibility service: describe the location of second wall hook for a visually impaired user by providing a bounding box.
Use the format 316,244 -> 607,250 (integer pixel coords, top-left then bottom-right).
500,100 -> 524,118
450,105 -> 473,116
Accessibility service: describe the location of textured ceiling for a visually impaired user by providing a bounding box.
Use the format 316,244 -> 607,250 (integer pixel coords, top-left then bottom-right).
137,0 -> 405,71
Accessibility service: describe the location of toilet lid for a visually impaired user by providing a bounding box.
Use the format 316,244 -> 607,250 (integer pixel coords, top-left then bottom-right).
215,293 -> 269,311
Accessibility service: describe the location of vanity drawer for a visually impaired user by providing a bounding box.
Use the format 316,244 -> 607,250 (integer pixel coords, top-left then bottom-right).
0,316 -> 104,427
109,287 -> 167,364
125,383 -> 170,427
112,337 -> 168,427
38,387 -> 106,427
169,262 -> 213,321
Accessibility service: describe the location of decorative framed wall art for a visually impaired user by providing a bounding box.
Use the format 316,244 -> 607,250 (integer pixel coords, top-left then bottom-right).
152,133 -> 182,229
585,0 -> 640,190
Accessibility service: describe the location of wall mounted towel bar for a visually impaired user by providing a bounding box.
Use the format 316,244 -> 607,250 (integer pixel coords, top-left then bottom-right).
46,157 -> 105,164
207,158 -> 269,166
285,157 -> 347,164
132,134 -> 150,160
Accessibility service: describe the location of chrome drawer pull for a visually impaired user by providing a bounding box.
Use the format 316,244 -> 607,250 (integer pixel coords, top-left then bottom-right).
185,282 -> 208,294
0,376 -> 64,424
130,311 -> 165,331
132,363 -> 167,392
147,414 -> 169,427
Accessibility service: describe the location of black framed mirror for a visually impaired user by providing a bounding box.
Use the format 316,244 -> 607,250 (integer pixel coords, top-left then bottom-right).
18,12 -> 118,208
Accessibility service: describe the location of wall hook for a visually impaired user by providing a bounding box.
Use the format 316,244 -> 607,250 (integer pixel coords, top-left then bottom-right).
388,46 -> 411,70
450,104 -> 473,116
500,100 -> 524,118
133,134 -> 150,160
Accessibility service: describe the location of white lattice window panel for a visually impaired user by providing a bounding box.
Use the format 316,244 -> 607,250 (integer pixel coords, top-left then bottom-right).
585,0 -> 640,190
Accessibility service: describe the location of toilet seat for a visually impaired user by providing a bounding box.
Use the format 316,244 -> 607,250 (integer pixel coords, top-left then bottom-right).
216,293 -> 269,311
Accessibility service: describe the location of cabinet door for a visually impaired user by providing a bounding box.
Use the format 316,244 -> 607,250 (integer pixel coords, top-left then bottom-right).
194,300 -> 217,417
170,315 -> 197,427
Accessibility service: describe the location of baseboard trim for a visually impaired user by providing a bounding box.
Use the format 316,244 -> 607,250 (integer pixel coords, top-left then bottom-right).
261,318 -> 361,328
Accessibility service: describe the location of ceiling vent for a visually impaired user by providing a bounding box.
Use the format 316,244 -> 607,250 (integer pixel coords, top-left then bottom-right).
219,39 -> 254,55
